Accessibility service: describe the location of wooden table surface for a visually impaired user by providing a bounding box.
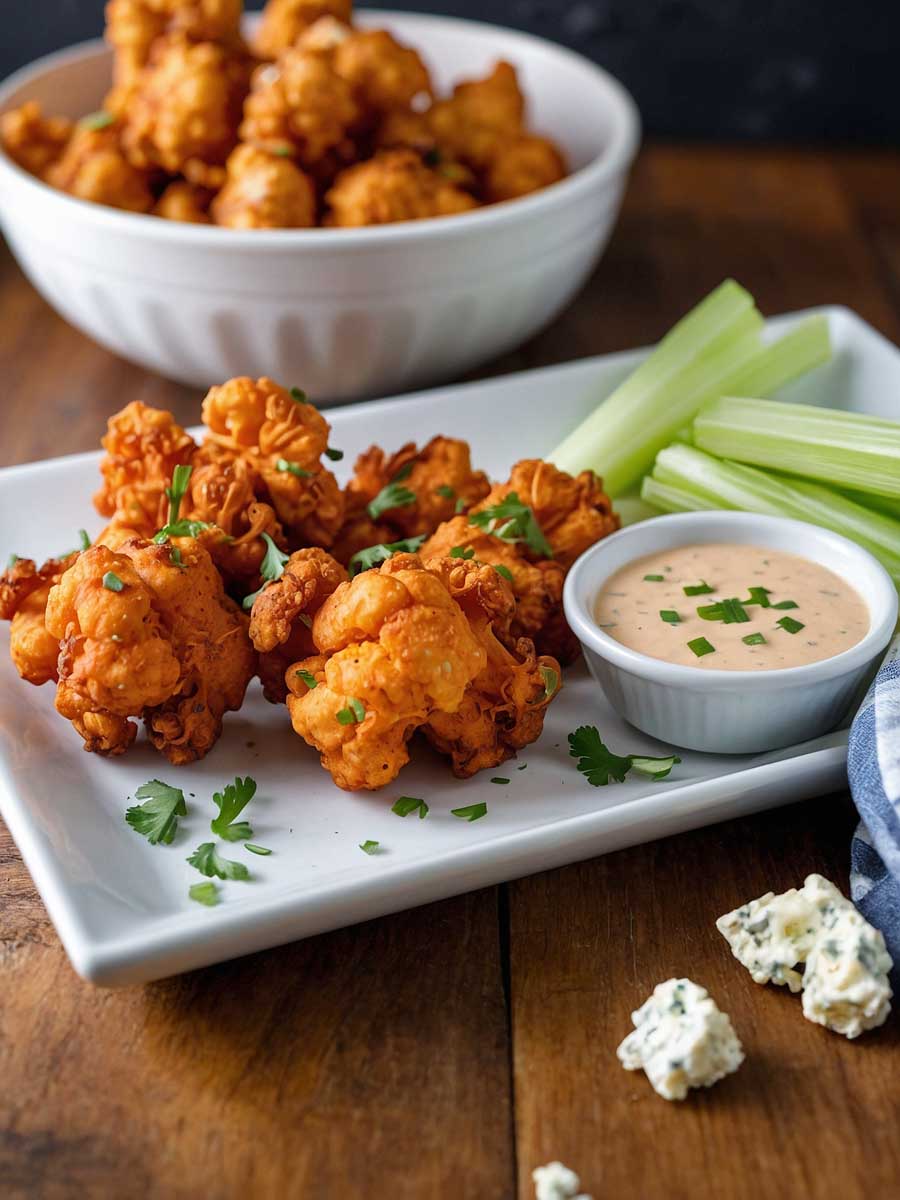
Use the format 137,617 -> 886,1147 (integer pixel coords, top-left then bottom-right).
2,145 -> 900,1200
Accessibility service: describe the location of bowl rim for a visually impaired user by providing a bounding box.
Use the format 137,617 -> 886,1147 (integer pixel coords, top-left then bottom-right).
0,8 -> 641,249
563,510 -> 899,690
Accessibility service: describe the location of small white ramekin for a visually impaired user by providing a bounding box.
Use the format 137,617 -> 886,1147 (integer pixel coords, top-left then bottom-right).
563,512 -> 899,754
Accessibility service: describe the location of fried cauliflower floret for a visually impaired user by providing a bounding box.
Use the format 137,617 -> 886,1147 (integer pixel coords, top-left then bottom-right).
249,547 -> 348,701
373,106 -> 435,153
483,133 -> 565,203
295,14 -> 352,58
120,36 -> 250,186
211,144 -> 316,228
330,513 -> 397,566
44,123 -> 154,213
325,149 -> 477,226
345,436 -> 490,539
0,554 -> 78,686
45,540 -> 254,761
254,0 -> 353,60
0,102 -> 73,178
153,179 -> 211,222
475,459 -> 619,570
428,61 -> 524,170
423,556 -> 561,776
332,29 -> 431,114
94,401 -> 197,537
239,48 -> 359,167
286,554 -> 485,790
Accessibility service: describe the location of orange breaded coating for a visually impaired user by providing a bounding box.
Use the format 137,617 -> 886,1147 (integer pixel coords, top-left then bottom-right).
153,179 -> 211,222
474,459 -> 619,570
45,123 -> 154,213
483,133 -> 565,203
325,149 -> 477,226
0,102 -> 73,178
0,553 -> 77,686
423,556 -> 561,776
332,29 -> 431,114
428,61 -> 524,170
329,513 -> 397,567
211,144 -> 316,229
120,36 -> 250,186
373,106 -> 435,153
295,14 -> 352,58
45,539 -> 254,761
285,553 -> 485,790
239,49 -> 359,168
345,436 -> 490,539
248,547 -> 348,701
94,401 -> 197,538
254,0 -> 353,60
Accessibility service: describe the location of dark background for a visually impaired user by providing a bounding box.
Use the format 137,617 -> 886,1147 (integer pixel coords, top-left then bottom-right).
3,1 -> 898,142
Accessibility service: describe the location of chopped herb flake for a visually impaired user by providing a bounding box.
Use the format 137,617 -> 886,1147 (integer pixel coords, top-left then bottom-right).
538,664 -> 559,700
242,533 -> 290,610
359,840 -> 380,855
296,669 -> 318,689
80,110 -> 114,131
164,464 -> 193,526
683,580 -> 714,596
391,795 -> 429,819
189,881 -> 220,906
688,636 -> 716,658
210,776 -> 257,842
643,574 -> 665,582
125,779 -> 186,844
290,386 -> 310,404
491,777 -> 510,785
435,484 -> 456,500
451,802 -> 487,822
244,844 -> 272,856
153,518 -> 212,543
569,726 -> 681,786
78,529 -> 91,550
102,571 -> 124,592
449,546 -> 475,559
697,597 -> 750,623
469,493 -> 553,557
348,535 -> 426,577
744,586 -> 771,608
187,842 -> 250,881
337,697 -> 366,724
742,632 -> 767,646
776,615 -> 805,634
494,564 -> 514,582
367,481 -> 416,520
773,599 -> 799,610
325,447 -> 344,461
276,458 -> 312,478
659,609 -> 681,624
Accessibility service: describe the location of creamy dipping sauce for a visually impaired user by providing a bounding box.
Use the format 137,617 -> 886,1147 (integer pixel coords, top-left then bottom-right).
594,542 -> 870,670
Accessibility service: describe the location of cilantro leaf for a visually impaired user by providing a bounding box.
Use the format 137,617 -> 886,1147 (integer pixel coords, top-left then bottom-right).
568,726 -> 681,786
187,842 -> 250,881
494,564 -> 513,582
449,546 -> 474,559
210,776 -> 257,842
451,802 -> 487,822
391,795 -> 429,819
189,881 -> 220,906
242,533 -> 291,610
469,493 -> 553,557
367,481 -> 416,521
153,518 -> 212,543
348,535 -> 426,577
435,484 -> 456,500
125,779 -> 187,845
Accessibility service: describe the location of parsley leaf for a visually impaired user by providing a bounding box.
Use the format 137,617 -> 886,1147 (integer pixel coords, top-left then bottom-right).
469,493 -> 553,557
494,564 -> 513,582
451,802 -> 487,822
568,726 -> 681,786
367,481 -> 416,521
276,458 -> 312,478
187,842 -> 250,881
359,840 -> 380,854
242,533 -> 291,610
391,795 -> 429,819
210,775 -> 257,842
189,881 -> 220,906
449,545 -> 474,560
348,535 -> 426,577
125,779 -> 187,844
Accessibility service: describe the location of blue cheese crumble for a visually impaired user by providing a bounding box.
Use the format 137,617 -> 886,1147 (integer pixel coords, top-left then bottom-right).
532,1161 -> 591,1200
616,978 -> 744,1101
717,874 -> 893,1038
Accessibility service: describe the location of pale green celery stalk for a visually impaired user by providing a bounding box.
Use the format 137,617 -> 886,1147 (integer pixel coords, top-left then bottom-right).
724,315 -> 831,397
693,397 -> 900,499
839,487 -> 900,522
650,444 -> 900,583
549,279 -> 764,495
639,476 -> 722,513
614,494 -> 664,526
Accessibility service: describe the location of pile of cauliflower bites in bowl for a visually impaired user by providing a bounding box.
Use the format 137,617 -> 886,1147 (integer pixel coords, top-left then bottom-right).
0,379 -> 619,791
0,0 -> 567,228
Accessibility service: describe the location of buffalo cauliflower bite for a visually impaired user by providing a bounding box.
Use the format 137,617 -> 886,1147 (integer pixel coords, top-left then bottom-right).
0,554 -> 78,687
285,554 -> 485,790
0,102 -> 73,178
325,149 -> 477,226
153,179 -> 212,222
45,540 -> 254,762
45,122 -> 154,213
295,14 -> 352,57
239,49 -> 359,167
428,61 -> 524,170
332,29 -> 431,115
120,35 -> 250,186
423,556 -> 561,777
254,0 -> 353,60
211,144 -> 316,228
94,401 -> 197,538
483,133 -> 566,203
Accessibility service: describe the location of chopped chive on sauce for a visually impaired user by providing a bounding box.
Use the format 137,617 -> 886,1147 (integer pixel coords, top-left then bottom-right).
659,610 -> 681,624
683,580 -> 714,596
687,636 -> 716,658
643,574 -> 665,582
697,597 -> 751,624
772,599 -> 799,610
742,632 -> 767,646
776,615 -> 805,634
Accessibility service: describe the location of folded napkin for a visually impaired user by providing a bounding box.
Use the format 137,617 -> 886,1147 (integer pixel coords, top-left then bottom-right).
849,632 -> 900,967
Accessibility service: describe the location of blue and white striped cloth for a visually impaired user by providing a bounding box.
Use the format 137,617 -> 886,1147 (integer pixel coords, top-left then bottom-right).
849,632 -> 900,969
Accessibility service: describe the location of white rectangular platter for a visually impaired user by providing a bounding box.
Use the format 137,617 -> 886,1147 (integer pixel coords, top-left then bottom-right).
1,305 -> 894,986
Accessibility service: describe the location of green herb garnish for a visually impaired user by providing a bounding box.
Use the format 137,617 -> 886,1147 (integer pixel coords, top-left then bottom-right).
683,581 -> 714,596
290,386 -> 310,404
538,664 -> 559,700
697,597 -> 750,624
644,574 -> 665,582
347,535 -> 426,577
336,697 -> 366,725
276,458 -> 312,478
187,843 -> 251,881
242,532 -> 290,610
742,632 -> 767,646
391,796 -> 429,819
210,775 -> 257,842
494,564 -> 514,582
272,144 -> 294,157
743,586 -> 771,608
359,840 -> 380,855
773,599 -> 799,610
776,615 -> 805,634
568,726 -> 681,786
687,636 -> 716,658
125,779 -> 186,844
80,110 -> 114,131
296,669 -> 318,689
367,480 -> 416,520
449,546 -> 475,559
491,777 -> 510,785
78,529 -> 91,551
659,610 -> 681,624
6,554 -> 19,568
469,493 -> 553,557
153,518 -> 212,543
164,464 -> 193,526
435,484 -> 456,500
189,881 -> 220,906
244,844 -> 272,856
102,571 -> 124,592
325,447 -> 344,461
451,802 -> 487,822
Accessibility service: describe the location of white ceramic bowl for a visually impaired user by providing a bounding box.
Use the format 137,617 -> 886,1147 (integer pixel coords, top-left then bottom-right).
0,11 -> 639,401
563,512 -> 898,754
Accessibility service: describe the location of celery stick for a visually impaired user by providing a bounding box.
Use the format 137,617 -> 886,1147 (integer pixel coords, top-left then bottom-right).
650,444 -> 900,583
694,397 -> 900,499
640,476 -> 722,514
840,487 -> 900,522
614,494 -> 665,526
549,280 -> 764,495
724,315 -> 831,398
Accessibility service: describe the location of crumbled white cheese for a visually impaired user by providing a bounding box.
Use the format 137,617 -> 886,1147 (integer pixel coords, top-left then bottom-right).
616,978 -> 744,1101
532,1161 -> 591,1200
717,874 -> 893,1039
